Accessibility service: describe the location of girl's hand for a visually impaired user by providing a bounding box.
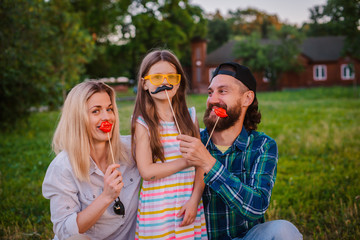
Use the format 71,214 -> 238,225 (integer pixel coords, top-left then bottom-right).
103,164 -> 123,202
177,198 -> 198,227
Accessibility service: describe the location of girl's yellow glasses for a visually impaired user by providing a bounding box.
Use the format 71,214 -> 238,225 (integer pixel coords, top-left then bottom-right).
144,74 -> 181,86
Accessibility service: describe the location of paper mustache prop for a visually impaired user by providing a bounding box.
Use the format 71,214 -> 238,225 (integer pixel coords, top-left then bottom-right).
151,85 -> 174,94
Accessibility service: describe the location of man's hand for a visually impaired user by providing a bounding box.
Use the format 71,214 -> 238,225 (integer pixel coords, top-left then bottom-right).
177,134 -> 216,173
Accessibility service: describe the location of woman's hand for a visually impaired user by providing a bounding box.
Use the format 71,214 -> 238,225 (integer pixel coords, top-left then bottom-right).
76,164 -> 124,233
177,198 -> 198,227
103,164 -> 123,202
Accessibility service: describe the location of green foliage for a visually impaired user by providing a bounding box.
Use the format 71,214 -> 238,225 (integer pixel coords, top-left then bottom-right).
233,25 -> 304,90
305,0 -> 360,58
69,0 -> 131,39
205,7 -> 284,52
46,0 -> 95,102
0,87 -> 359,239
0,0 -> 56,128
0,0 -> 95,129
227,8 -> 282,38
121,0 -> 207,78
206,16 -> 231,53
0,0 -> 207,129
73,0 -> 133,79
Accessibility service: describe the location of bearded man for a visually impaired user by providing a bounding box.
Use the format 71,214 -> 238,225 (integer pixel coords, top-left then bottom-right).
177,62 -> 302,240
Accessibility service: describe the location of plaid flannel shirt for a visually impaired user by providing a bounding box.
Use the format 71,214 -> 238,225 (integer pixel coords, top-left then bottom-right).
201,126 -> 278,239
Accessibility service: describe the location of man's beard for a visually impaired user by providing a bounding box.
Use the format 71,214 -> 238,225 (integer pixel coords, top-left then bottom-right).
203,101 -> 242,132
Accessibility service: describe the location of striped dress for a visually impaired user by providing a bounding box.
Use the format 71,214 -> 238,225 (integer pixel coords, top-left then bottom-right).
135,107 -> 207,240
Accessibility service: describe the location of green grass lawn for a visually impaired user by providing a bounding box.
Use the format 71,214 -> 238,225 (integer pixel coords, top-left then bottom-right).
1,86 -> 359,239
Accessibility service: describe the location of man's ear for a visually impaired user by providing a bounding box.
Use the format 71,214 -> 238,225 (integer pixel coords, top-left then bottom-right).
242,91 -> 255,107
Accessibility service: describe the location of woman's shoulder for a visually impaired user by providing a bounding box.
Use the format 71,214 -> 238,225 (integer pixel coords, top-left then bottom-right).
46,151 -> 73,177
120,135 -> 131,150
51,151 -> 71,167
120,135 -> 137,168
120,135 -> 140,178
42,151 -> 77,196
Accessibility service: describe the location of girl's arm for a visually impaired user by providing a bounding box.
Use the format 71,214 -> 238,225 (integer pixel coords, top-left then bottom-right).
189,117 -> 205,206
178,116 -> 206,226
135,122 -> 189,181
177,163 -> 206,227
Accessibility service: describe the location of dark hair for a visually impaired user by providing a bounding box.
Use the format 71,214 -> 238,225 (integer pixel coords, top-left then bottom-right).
244,96 -> 261,131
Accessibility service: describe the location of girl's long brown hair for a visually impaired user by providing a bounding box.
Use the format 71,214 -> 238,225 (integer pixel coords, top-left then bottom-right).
131,49 -> 199,163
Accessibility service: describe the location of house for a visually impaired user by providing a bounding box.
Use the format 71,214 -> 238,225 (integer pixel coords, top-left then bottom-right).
190,36 -> 359,92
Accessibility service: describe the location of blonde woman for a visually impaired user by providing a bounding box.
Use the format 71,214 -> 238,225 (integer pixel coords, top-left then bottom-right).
42,81 -> 140,240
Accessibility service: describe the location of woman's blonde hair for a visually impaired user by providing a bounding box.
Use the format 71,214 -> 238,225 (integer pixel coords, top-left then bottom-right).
131,49 -> 199,163
52,80 -> 129,181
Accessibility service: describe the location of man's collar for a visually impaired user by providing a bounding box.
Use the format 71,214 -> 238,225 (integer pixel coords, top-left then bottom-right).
233,126 -> 250,151
203,126 -> 250,151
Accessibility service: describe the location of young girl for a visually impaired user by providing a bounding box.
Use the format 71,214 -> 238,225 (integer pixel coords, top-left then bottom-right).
131,50 -> 207,239
42,81 -> 140,240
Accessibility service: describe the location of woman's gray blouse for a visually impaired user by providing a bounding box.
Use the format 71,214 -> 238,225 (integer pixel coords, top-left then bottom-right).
42,136 -> 140,240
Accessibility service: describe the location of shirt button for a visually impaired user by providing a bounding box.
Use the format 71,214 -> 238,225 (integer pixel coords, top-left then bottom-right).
93,195 -> 96,198
130,178 -> 133,182
66,206 -> 70,210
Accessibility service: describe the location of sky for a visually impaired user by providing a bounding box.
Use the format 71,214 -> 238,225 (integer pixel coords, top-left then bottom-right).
190,0 -> 327,25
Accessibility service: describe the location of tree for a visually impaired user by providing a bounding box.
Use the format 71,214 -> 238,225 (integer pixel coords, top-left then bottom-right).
233,25 -> 304,90
0,0 -> 94,128
206,11 -> 231,53
305,0 -> 360,58
69,0 -> 132,79
227,8 -> 282,38
46,0 -> 95,103
204,7 -> 284,54
121,0 -> 207,79
0,0 -> 55,128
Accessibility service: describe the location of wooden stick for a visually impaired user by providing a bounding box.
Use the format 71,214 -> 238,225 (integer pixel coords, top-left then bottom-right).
107,132 -> 115,164
165,90 -> 182,135
205,116 -> 220,148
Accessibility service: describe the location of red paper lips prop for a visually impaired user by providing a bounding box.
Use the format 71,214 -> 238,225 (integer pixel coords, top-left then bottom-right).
99,121 -> 115,165
99,121 -> 112,133
213,107 -> 228,118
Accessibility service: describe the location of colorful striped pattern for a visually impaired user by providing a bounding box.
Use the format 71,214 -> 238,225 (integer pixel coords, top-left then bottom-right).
135,108 -> 207,239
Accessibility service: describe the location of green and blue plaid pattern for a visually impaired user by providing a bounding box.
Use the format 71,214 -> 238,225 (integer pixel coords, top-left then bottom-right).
201,126 -> 278,239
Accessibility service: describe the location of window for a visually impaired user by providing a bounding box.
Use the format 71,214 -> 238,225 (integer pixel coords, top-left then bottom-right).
341,64 -> 355,80
263,68 -> 271,83
313,65 -> 327,81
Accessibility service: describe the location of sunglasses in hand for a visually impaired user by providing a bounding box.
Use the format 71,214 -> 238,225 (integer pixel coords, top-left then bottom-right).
114,197 -> 125,217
